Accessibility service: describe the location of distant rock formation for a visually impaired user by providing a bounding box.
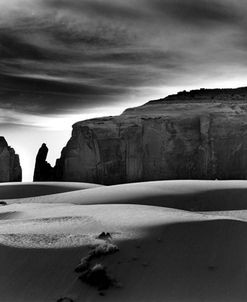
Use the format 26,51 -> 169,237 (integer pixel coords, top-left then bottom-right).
34,87 -> 247,184
33,143 -> 53,181
0,137 -> 22,182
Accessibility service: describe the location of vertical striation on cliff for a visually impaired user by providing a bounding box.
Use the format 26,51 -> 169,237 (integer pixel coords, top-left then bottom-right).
0,137 -> 22,182
34,87 -> 247,184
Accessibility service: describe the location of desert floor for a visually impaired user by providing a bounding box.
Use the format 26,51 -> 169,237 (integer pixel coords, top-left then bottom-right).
0,180 -> 247,302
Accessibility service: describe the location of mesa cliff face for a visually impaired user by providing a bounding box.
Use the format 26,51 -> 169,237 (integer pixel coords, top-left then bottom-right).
40,87 -> 247,184
0,137 -> 22,182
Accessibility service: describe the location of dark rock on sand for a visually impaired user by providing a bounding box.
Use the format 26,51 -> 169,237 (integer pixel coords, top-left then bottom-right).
79,264 -> 115,290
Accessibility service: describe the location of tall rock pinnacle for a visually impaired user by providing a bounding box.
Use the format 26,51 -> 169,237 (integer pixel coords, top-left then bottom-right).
33,143 -> 53,181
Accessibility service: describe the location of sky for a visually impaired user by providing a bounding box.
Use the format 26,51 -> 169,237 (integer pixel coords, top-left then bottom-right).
1,0 -> 247,181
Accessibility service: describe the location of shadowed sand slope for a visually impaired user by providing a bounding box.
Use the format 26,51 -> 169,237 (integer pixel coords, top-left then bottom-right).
0,182 -> 102,199
0,206 -> 246,301
8,180 -> 247,211
1,181 -> 247,301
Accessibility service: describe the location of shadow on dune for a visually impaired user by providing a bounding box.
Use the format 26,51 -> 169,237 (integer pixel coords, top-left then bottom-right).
0,246 -> 86,302
0,219 -> 246,301
0,183 -> 100,199
114,218 -> 247,302
154,188 -> 247,211
5,181 -> 247,212
0,211 -> 20,220
69,185 -> 247,212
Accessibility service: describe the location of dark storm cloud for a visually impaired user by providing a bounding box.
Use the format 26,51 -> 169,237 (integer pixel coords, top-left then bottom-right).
47,0 -> 144,21
1,0 -> 247,124
0,72 -> 130,114
0,30 -> 65,63
151,0 -> 242,28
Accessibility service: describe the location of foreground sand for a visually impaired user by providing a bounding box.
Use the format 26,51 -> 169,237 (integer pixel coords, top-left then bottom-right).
0,180 -> 247,301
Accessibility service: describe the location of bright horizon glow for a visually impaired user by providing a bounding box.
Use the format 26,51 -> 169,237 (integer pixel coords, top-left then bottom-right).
3,100 -> 147,181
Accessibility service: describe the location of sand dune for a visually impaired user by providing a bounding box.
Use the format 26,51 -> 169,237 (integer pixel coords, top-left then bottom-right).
0,182 -> 102,199
8,180 -> 247,211
1,180 -> 247,301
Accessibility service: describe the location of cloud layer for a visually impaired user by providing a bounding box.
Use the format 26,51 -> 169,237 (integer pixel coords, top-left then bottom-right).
1,0 -> 247,123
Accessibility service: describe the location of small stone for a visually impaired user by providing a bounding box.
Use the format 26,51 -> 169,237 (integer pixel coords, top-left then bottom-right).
97,232 -> 112,240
